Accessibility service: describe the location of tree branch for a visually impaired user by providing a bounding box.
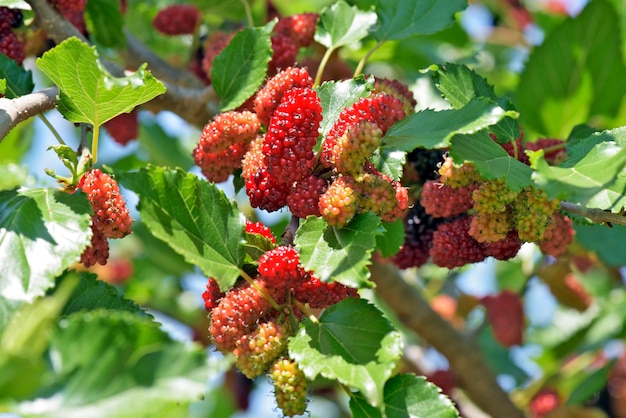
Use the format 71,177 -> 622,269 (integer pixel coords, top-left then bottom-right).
369,260 -> 525,418
560,201 -> 626,227
0,87 -> 58,140
24,0 -> 217,129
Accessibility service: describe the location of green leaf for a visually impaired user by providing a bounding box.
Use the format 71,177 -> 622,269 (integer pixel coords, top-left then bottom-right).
85,0 -> 126,48
350,391 -> 383,418
383,374 -> 459,418
295,214 -> 380,289
351,0 -> 466,41
430,63 -> 520,142
517,0 -> 626,137
60,272 -> 146,316
0,163 -> 32,191
0,0 -> 29,7
244,231 -> 276,262
315,1 -> 377,50
0,188 -> 92,302
119,166 -> 245,291
0,53 -> 34,98
449,131 -> 533,191
375,219 -> 404,258
574,223 -> 626,267
316,76 -> 372,139
370,147 -> 406,180
44,309 -> 208,405
211,23 -> 274,112
289,298 -> 403,407
382,97 -> 518,151
36,37 -> 165,127
138,121 -> 194,170
530,127 -> 626,210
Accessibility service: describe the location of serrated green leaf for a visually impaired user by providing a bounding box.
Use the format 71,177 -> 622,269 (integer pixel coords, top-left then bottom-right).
61,272 -> 146,316
382,97 -> 517,151
211,23 -> 274,111
449,131 -> 533,191
0,188 -> 92,302
0,53 -> 34,98
517,0 -> 626,137
530,127 -> 626,210
350,391 -> 383,418
431,63 -> 520,142
85,0 -> 126,48
36,37 -> 165,127
289,298 -> 403,407
244,231 -> 276,262
295,214 -> 380,289
315,1 -> 377,50
119,166 -> 245,291
316,76 -> 372,139
44,309 -> 208,405
375,219 -> 404,258
383,374 -> 460,418
351,0 -> 466,41
370,147 -> 406,180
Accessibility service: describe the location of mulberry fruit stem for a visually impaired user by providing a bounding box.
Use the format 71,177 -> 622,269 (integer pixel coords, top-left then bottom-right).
91,125 -> 100,164
240,270 -> 282,311
38,113 -> 66,146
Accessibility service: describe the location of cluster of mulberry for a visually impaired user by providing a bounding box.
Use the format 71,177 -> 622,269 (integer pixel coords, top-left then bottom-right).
193,65 -> 412,229
78,168 -> 132,267
391,132 -> 574,270
0,6 -> 25,65
203,220 -> 357,417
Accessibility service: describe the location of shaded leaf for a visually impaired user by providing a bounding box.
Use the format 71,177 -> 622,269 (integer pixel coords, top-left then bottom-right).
530,127 -> 626,211
138,121 -> 194,170
211,23 -> 274,111
375,219 -> 404,258
289,298 -> 403,407
36,37 -> 165,127
0,188 -> 92,302
449,131 -> 533,191
315,1 -> 377,50
351,0 -> 466,41
85,0 -> 126,48
574,223 -> 626,267
517,0 -> 626,137
119,166 -> 245,291
383,374 -> 459,418
0,53 -> 34,98
350,391 -> 383,418
382,97 -> 517,151
370,147 -> 406,180
295,214 -> 380,289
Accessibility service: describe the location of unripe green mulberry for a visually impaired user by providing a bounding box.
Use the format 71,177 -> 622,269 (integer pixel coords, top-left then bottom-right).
270,357 -> 308,417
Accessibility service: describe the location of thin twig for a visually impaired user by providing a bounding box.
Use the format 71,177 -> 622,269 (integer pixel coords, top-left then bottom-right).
560,201 -> 626,227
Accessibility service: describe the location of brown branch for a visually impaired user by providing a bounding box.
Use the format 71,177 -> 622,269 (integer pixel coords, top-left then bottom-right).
0,87 -> 58,140
369,260 -> 525,418
560,201 -> 626,227
24,0 -> 217,129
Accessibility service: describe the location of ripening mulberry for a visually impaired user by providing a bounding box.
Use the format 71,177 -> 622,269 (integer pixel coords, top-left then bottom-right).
481,290 -> 524,347
471,179 -> 518,214
430,216 -> 486,268
104,110 -> 139,146
513,187 -> 560,242
294,273 -> 358,309
268,34 -> 299,75
287,174 -> 327,218
529,387 -> 561,418
327,120 -> 384,175
201,31 -> 235,82
482,230 -> 522,260
49,0 -> 87,33
245,220 -> 276,243
420,179 -> 474,218
438,157 -> 482,188
270,357 -> 308,417
152,4 -> 201,35
390,203 -> 442,269
210,278 -> 275,352
253,67 -> 312,125
372,76 -> 417,116
245,166 -> 290,212
263,87 -> 322,186
80,169 -> 132,239
80,222 -> 110,267
318,175 -> 360,227
469,211 -> 512,243
233,321 -> 289,379
274,13 -> 319,47
202,277 -> 225,312
539,213 -> 574,258
257,246 -> 301,290
0,31 -> 25,65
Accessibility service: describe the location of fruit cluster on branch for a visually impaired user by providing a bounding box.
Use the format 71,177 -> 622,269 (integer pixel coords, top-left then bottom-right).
202,220 -> 357,417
